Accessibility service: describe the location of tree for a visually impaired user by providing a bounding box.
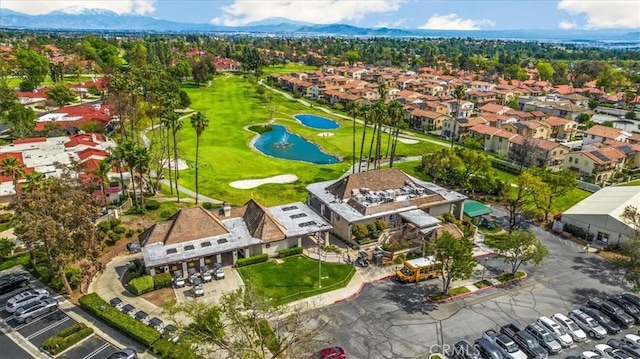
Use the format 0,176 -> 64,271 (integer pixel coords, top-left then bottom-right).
614,237 -> 640,292
166,287 -> 330,358
421,148 -> 461,185
531,168 -> 576,222
625,111 -> 637,120
13,169 -> 102,295
357,104 -> 372,172
347,103 -> 360,174
0,238 -> 14,262
163,111 -> 183,203
492,230 -> 549,274
455,148 -> 493,196
387,100 -> 407,168
179,90 -> 191,109
190,112 -> 209,205
431,233 -> 476,295
503,170 -> 543,232
621,205 -> 640,237
90,159 -> 113,206
46,83 -> 77,107
536,61 -> 554,82
2,103 -> 37,138
0,156 -> 26,190
588,99 -> 600,110
344,50 -> 361,64
453,85 -> 466,147
22,172 -> 48,193
576,113 -> 591,124
15,49 -> 49,91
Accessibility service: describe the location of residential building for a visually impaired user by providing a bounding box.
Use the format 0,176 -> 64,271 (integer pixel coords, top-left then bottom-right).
468,124 -> 517,154
442,117 -> 488,141
563,147 -> 627,185
502,120 -> 551,139
508,135 -> 570,167
35,103 -> 115,132
408,109 -> 450,132
542,116 -> 578,140
583,125 -> 631,145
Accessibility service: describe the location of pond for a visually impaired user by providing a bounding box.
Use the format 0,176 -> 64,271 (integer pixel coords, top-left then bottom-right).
294,114 -> 340,130
252,125 -> 339,164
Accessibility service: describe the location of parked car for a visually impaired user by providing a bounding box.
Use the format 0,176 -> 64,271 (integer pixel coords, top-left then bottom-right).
193,284 -> 204,297
482,329 -> 528,359
607,339 -> 640,359
475,338 -> 506,359
187,268 -> 199,285
452,340 -> 482,359
526,323 -> 563,354
624,335 -> 640,348
500,324 -> 548,359
5,289 -> 49,313
356,251 -> 369,267
568,309 -> 607,339
135,310 -> 149,324
173,275 -> 185,288
149,317 -> 164,332
537,316 -> 574,348
109,297 -> 124,310
14,297 -> 58,323
200,265 -> 212,282
580,351 -> 605,359
588,298 -> 635,329
0,273 -> 29,295
126,242 -> 141,254
213,263 -> 225,280
122,304 -> 136,318
318,346 -> 346,359
609,298 -> 640,324
621,294 -> 640,311
191,277 -> 202,287
579,306 -> 621,335
552,313 -> 587,343
596,344 -> 635,359
106,348 -> 138,359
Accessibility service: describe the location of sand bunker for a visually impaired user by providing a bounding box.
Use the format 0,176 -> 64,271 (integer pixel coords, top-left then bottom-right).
317,132 -> 335,137
229,174 -> 299,189
398,138 -> 419,144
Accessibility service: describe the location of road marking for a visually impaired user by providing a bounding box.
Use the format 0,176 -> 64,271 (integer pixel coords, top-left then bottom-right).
13,310 -> 59,330
25,316 -> 69,340
83,342 -> 111,359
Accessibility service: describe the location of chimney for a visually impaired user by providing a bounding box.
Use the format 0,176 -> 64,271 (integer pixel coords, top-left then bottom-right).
223,201 -> 231,217
91,133 -> 97,143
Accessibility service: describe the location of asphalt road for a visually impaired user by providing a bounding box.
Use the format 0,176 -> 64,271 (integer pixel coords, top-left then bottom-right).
0,331 -> 32,359
312,208 -> 629,359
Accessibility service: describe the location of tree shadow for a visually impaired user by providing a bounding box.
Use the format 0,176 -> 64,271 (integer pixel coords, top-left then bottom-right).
572,287 -> 617,304
381,281 -> 439,315
572,255 -> 628,289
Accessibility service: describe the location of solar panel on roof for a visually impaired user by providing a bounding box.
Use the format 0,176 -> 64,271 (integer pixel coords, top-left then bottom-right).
591,150 -> 611,162
618,145 -> 633,154
458,118 -> 468,124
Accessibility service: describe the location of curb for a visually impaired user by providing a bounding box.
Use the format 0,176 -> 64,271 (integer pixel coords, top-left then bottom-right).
473,251 -> 494,258
426,272 -> 528,304
333,274 -> 394,304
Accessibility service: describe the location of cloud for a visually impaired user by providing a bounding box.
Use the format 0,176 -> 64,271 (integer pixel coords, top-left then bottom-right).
1,0 -> 156,15
558,20 -> 577,30
557,0 -> 640,29
211,0 -> 405,26
373,19 -> 406,28
419,13 -> 495,30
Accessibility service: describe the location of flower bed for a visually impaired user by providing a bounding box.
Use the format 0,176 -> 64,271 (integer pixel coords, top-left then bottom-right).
496,271 -> 525,282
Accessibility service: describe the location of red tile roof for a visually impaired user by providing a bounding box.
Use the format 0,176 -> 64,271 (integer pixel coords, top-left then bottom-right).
12,137 -> 47,145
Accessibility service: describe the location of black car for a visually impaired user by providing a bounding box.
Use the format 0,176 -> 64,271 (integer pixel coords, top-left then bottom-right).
622,294 -> 640,311
610,297 -> 640,324
589,297 -> 635,329
608,339 -> 640,359
580,305 -> 622,334
500,324 -> 548,359
452,340 -> 482,359
0,273 -> 29,294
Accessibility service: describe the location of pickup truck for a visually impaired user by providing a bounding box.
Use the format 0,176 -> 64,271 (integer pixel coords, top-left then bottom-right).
483,329 -> 528,359
500,324 -> 549,359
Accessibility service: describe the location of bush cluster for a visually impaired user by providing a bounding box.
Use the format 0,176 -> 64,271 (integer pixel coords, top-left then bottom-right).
79,293 -> 161,346
277,247 -> 302,258
151,339 -> 200,359
564,223 -> 594,241
128,275 -> 154,296
152,272 -> 172,289
0,212 -> 13,223
236,253 -> 269,267
145,200 -> 161,210
43,323 -> 94,355
202,202 -> 214,210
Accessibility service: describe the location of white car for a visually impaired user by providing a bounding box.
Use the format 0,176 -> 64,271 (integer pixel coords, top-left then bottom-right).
5,289 -> 49,313
14,297 -> 58,323
581,351 -> 605,359
552,313 -> 587,343
213,263 -> 224,280
595,344 -> 629,359
193,284 -> 204,297
538,316 -> 574,348
624,334 -> 640,347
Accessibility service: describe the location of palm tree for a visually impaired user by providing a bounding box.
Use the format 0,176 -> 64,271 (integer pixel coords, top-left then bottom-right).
347,103 -> 360,174
108,147 -> 128,201
91,159 -> 113,206
0,157 -> 26,194
120,141 -> 140,208
190,112 -> 209,204
132,145 -> 150,207
23,171 -> 47,193
387,100 -> 407,168
163,111 -> 183,203
357,103 -> 372,173
453,85 -> 466,149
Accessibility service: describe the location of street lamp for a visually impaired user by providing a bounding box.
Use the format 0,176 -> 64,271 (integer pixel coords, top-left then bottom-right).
481,257 -> 488,282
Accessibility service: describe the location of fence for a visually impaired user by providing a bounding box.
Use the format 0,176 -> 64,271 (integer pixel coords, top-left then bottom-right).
576,180 -> 601,193
303,247 -> 345,263
95,198 -> 133,224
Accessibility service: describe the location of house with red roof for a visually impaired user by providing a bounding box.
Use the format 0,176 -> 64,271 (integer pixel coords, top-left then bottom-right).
35,103 -> 113,132
508,135 -> 570,167
215,57 -> 242,72
563,147 -> 627,185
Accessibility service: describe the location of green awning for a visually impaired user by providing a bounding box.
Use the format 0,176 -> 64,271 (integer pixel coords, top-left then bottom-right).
463,199 -> 493,218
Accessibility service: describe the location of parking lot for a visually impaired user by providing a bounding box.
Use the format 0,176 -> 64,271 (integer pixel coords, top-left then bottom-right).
0,272 -> 118,359
312,215 -> 632,359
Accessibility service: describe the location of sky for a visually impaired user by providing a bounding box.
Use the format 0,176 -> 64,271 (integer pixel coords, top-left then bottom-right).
2,0 -> 640,30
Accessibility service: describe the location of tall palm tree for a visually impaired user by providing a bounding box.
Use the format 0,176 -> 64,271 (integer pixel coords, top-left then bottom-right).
0,157 -> 26,194
91,159 -> 113,206
387,100 -> 407,168
357,103 -> 372,173
163,111 -> 183,203
190,112 -> 209,205
453,85 -> 466,149
23,171 -> 47,193
133,145 -> 150,207
347,103 -> 360,174
108,147 -> 128,200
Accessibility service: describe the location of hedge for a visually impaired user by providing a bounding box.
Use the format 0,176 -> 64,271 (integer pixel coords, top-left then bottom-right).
43,323 -> 94,355
236,253 -> 269,267
129,275 -> 154,296
79,293 -> 161,346
151,339 -> 200,359
277,247 -> 303,258
153,272 -> 172,289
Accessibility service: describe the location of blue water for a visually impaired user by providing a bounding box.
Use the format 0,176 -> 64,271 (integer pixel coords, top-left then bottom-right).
253,125 -> 339,165
294,114 -> 340,130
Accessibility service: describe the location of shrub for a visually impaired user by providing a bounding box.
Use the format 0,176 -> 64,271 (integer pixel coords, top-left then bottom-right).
277,246 -> 303,258
151,339 -> 200,359
43,323 -> 94,355
153,272 -> 172,289
236,253 -> 269,267
564,223 -> 594,241
442,212 -> 457,224
256,319 -> 280,354
108,231 -> 121,243
125,229 -> 135,238
202,202 -> 214,210
366,223 -> 378,234
0,212 -> 12,223
79,293 -> 161,346
375,219 -> 387,232
110,218 -> 122,227
247,124 -> 273,134
128,275 -> 154,296
113,226 -> 126,234
97,221 -> 112,232
145,200 -> 161,210
394,254 -> 406,264
351,224 -> 368,239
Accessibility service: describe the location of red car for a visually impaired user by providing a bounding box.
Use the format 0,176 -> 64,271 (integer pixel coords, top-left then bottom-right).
319,346 -> 346,359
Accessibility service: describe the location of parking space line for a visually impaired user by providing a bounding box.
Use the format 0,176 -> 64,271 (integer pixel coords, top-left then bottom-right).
13,310 -> 60,331
83,342 -> 111,359
25,316 -> 70,340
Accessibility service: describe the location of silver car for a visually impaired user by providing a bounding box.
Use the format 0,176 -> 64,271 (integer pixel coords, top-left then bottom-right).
14,297 -> 58,323
569,310 -> 607,339
5,289 -> 49,313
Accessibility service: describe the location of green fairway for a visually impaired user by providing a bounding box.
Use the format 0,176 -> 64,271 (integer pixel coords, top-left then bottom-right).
237,255 -> 355,305
172,75 -> 438,206
262,63 -> 320,76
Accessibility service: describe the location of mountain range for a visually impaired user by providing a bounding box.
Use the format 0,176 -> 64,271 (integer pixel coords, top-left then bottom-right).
1,7 -> 639,46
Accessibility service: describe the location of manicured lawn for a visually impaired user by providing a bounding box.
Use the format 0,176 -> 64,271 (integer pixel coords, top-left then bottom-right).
172,75 -> 438,206
262,63 -> 320,76
6,75 -> 95,89
237,255 -> 355,305
429,286 -> 470,301
621,180 -> 640,186
0,253 -> 29,271
496,270 -> 525,282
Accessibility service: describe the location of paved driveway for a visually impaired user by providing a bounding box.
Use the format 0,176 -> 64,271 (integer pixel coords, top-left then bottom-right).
312,211 -> 629,358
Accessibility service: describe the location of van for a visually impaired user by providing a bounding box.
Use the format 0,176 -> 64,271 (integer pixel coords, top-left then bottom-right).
475,338 -> 506,359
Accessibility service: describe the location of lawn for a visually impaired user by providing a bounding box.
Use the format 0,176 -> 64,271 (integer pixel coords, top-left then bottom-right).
237,255 -> 355,305
261,63 -> 320,76
621,180 -> 640,186
7,75 -> 96,89
0,253 -> 29,271
172,75 -> 439,206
